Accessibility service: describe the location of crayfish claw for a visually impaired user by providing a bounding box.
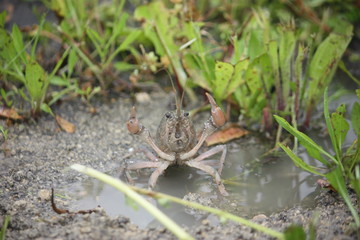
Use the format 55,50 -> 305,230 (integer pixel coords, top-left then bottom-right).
205,93 -> 226,127
127,106 -> 141,134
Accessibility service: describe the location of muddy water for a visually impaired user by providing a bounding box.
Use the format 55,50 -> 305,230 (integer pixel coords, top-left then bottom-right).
64,142 -> 320,228
61,83 -> 358,229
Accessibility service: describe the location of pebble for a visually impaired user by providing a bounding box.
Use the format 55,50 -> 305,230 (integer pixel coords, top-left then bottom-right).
38,189 -> 51,201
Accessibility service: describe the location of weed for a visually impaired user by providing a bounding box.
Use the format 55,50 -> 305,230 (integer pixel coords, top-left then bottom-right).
275,88 -> 360,228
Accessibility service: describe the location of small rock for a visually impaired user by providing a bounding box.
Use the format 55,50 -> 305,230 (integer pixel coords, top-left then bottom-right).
135,92 -> 151,103
13,200 -> 28,210
38,189 -> 51,201
252,214 -> 268,223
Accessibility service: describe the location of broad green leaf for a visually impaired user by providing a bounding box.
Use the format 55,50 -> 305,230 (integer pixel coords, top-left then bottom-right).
326,166 -> 360,227
11,24 -> 26,63
214,61 -> 234,100
351,102 -> 360,136
25,61 -> 48,103
183,22 -> 205,53
231,35 -> 245,64
248,29 -> 265,61
306,24 -> 353,116
331,104 -> 349,151
274,115 -> 335,166
227,59 -> 249,95
278,143 -> 324,176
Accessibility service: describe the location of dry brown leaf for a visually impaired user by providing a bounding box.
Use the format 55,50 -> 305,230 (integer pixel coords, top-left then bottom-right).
0,107 -> 23,120
56,115 -> 76,133
206,125 -> 249,146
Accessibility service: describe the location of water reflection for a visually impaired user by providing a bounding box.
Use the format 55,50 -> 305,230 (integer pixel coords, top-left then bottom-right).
67,141 -> 320,228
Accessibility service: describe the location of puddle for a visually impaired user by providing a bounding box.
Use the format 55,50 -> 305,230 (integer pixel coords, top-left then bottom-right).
63,85 -> 358,229
64,141 -> 321,228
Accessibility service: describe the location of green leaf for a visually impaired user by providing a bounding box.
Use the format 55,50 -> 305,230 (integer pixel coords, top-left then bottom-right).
278,143 -> 324,176
40,103 -> 54,116
274,115 -> 336,166
326,166 -> 360,227
356,89 -> 360,100
125,194 -> 138,211
227,59 -> 249,95
323,87 -> 342,164
25,61 -> 48,106
11,24 -> 26,63
278,25 -> 296,99
306,25 -> 353,116
114,62 -> 137,71
67,48 -> 78,77
157,198 -> 171,207
331,104 -> 349,152
107,30 -> 141,65
87,28 -> 105,61
248,29 -> 265,61
214,61 -> 234,100
351,102 -> 360,136
338,61 -> 360,85
0,11 -> 6,28
284,225 -> 306,240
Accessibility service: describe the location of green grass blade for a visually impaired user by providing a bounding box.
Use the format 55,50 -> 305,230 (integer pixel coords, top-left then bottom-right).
106,29 -> 141,66
274,115 -> 337,166
325,166 -> 360,227
71,164 -> 194,240
351,102 -> 360,137
0,215 -> 10,240
323,87 -> 342,166
278,143 -> 324,176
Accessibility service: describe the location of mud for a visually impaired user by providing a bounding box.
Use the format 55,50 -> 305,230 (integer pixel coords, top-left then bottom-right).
0,91 -> 358,239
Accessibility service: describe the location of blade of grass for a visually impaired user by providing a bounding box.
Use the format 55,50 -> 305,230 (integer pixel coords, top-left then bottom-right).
0,215 -> 10,240
71,164 -> 194,240
278,143 -> 325,176
323,87 -> 343,170
274,115 -> 337,166
326,166 -> 360,227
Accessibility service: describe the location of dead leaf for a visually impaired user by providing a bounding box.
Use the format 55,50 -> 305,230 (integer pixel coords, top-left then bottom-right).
0,107 -> 23,120
56,115 -> 76,133
206,125 -> 249,146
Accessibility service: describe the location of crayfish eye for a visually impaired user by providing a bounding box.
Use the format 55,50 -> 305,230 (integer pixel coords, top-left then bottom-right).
165,112 -> 172,118
183,112 -> 189,117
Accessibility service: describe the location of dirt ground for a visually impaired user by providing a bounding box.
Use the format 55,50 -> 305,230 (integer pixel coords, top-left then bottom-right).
0,91 -> 359,239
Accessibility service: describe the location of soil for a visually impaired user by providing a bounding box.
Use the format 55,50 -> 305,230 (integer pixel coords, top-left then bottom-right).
0,91 -> 359,240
